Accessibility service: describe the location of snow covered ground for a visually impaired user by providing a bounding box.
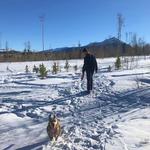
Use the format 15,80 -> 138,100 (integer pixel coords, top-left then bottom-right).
0,57 -> 150,150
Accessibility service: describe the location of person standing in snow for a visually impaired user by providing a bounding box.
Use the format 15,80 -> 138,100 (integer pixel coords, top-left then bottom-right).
81,48 -> 98,93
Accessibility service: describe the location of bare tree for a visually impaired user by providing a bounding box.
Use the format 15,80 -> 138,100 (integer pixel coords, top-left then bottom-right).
138,38 -> 146,59
0,32 -> 2,50
78,41 -> 82,58
125,32 -> 128,43
3,41 -> 9,61
24,42 -> 27,53
5,41 -> 9,52
27,41 -> 31,52
131,33 -> 138,47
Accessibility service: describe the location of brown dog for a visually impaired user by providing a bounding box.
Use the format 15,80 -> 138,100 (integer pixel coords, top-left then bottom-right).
47,114 -> 61,141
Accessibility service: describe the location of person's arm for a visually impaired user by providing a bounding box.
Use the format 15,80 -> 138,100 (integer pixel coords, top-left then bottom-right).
82,64 -> 85,74
81,58 -> 86,80
94,57 -> 98,73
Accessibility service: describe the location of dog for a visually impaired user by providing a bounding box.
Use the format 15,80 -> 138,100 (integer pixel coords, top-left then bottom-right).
47,114 -> 61,141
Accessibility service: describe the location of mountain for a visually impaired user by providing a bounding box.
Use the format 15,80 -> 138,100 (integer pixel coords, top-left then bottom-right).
41,37 -> 131,59
0,49 -> 21,54
41,37 -> 128,53
0,37 -> 132,61
87,37 -> 124,47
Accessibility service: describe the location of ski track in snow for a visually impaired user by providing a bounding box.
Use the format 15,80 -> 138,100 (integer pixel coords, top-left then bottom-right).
0,58 -> 150,150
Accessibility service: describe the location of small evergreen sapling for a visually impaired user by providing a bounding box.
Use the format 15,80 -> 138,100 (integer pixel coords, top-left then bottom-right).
74,65 -> 78,72
52,62 -> 59,74
39,63 -> 48,79
33,65 -> 39,73
57,62 -> 61,72
108,65 -> 112,72
115,56 -> 121,70
64,60 -> 70,72
25,65 -> 29,73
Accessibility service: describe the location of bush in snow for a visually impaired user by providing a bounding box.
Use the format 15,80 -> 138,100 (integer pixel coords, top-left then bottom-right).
25,65 -> 29,73
108,65 -> 112,72
74,65 -> 78,72
115,56 -> 121,70
39,63 -> 48,79
57,62 -> 61,72
64,60 -> 70,72
52,62 -> 59,74
33,65 -> 39,73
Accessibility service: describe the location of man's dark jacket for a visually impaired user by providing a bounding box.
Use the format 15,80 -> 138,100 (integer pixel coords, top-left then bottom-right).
82,53 -> 98,74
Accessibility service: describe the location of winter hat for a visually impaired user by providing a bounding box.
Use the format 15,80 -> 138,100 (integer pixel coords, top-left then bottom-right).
82,48 -> 88,52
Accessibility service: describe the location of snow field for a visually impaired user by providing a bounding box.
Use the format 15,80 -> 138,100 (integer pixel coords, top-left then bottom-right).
0,56 -> 150,150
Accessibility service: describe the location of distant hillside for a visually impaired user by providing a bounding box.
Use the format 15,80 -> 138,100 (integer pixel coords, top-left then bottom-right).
41,37 -> 127,53
0,37 -> 149,61
87,37 -> 123,47
0,50 -> 21,54
47,37 -> 132,59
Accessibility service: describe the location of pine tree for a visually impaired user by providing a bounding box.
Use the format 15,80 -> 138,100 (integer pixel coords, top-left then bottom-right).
64,60 -> 69,72
25,65 -> 29,73
39,63 -> 47,79
74,65 -> 78,72
115,56 -> 121,70
108,65 -> 112,72
52,62 -> 59,74
33,65 -> 39,73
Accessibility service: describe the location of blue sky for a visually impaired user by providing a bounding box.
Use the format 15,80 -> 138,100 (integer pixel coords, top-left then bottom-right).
0,0 -> 149,51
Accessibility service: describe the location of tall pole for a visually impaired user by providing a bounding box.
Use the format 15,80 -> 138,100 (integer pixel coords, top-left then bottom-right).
117,13 -> 124,56
39,15 -> 45,51
117,13 -> 124,40
0,32 -> 2,50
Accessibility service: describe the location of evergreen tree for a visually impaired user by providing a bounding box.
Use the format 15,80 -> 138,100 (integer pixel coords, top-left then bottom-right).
52,62 -> 59,74
25,65 -> 29,73
33,65 -> 39,73
115,56 -> 121,70
64,60 -> 69,72
74,65 -> 78,72
39,63 -> 47,79
108,65 -> 112,72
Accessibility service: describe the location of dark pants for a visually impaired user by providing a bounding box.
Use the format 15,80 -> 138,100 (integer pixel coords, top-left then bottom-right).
86,71 -> 94,91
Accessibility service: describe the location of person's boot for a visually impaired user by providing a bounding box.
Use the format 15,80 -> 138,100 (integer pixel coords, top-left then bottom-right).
87,90 -> 91,94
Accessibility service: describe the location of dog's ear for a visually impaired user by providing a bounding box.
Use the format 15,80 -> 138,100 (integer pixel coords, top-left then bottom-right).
49,114 -> 52,121
49,113 -> 56,121
53,114 -> 56,119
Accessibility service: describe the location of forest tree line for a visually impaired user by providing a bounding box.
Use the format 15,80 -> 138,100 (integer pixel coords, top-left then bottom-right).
0,38 -> 150,62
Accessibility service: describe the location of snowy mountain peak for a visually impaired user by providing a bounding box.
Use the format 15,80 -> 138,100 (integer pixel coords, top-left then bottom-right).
102,37 -> 123,44
87,37 -> 124,47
